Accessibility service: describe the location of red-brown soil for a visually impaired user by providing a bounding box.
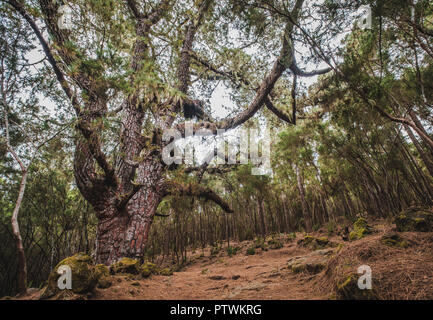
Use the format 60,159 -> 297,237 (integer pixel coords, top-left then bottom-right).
12,220 -> 433,300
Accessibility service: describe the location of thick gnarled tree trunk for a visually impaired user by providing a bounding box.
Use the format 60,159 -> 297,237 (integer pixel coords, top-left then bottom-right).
95,162 -> 164,265
74,141 -> 166,265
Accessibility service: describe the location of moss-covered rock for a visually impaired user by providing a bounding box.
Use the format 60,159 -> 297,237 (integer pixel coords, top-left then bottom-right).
380,232 -> 409,248
287,248 -> 335,274
297,236 -> 336,250
290,259 -> 326,274
395,207 -> 433,232
267,239 -> 283,250
140,262 -> 159,278
94,263 -> 112,289
110,258 -> 141,275
39,253 -> 99,299
349,218 -> 373,241
97,277 -> 112,289
94,264 -> 109,277
160,268 -> 173,276
336,275 -> 378,300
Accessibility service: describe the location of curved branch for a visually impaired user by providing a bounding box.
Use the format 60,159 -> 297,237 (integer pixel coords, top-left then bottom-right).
265,97 -> 293,124
289,59 -> 332,77
117,182 -> 144,210
162,181 -> 234,213
175,51 -> 288,135
191,51 -> 294,124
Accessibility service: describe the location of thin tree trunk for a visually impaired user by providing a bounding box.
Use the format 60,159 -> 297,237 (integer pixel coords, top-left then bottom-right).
404,124 -> 433,178
11,170 -> 28,296
4,104 -> 28,296
295,164 -> 312,232
257,196 -> 267,239
83,204 -> 90,254
281,194 -> 290,231
398,134 -> 433,203
409,111 -> 433,153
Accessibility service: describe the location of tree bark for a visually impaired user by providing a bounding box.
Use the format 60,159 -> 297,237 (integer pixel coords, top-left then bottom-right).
11,171 -> 28,296
94,160 -> 164,265
3,98 -> 28,296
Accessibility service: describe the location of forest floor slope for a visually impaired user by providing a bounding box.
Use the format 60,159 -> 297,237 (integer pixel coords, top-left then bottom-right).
10,220 -> 433,300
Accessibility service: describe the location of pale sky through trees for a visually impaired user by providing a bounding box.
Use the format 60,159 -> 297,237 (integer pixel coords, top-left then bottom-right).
25,0 -> 368,120
20,1 -> 367,172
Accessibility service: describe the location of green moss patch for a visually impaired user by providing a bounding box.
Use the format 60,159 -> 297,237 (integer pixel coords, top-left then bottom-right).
267,238 -> 283,250
94,263 -> 111,289
254,238 -> 268,251
40,253 -> 99,299
94,264 -> 109,277
110,258 -> 141,275
349,218 -> 373,241
380,233 -> 409,248
336,275 -> 378,300
140,262 -> 159,277
160,268 -> 173,276
395,207 -> 433,232
297,236 -> 337,250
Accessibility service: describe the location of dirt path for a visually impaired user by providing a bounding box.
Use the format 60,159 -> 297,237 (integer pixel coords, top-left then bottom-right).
94,243 -> 330,300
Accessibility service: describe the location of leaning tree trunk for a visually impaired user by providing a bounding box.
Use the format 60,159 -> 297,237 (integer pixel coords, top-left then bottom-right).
4,105 -> 28,296
404,124 -> 433,179
11,170 -> 28,296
